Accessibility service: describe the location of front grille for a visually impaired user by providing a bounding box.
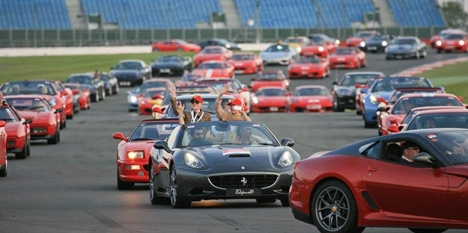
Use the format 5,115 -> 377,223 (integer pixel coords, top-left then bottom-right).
209,174 -> 278,189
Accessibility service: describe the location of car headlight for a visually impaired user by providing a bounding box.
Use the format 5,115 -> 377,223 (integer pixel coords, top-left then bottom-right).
184,152 -> 206,169
128,151 -> 144,159
225,44 -> 231,49
251,96 -> 259,104
130,95 -> 138,103
381,41 -> 388,46
318,46 -> 324,52
369,94 -> 378,105
277,151 -> 293,168
436,41 -> 442,46
459,40 -> 465,46
360,41 -> 366,47
49,98 -> 57,107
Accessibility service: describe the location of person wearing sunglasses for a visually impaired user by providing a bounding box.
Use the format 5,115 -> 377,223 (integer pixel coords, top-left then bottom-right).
170,85 -> 211,125
215,84 -> 251,122
401,141 -> 420,162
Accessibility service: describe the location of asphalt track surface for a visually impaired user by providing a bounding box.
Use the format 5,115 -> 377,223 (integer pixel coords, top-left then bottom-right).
1,49 -> 468,233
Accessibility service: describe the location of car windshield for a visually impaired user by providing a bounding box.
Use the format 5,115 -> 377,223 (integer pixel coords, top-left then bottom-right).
294,87 -> 330,96
0,107 -> 17,122
443,34 -> 464,40
407,113 -> 468,131
356,32 -> 374,38
143,89 -> 165,98
6,98 -> 50,112
255,73 -> 283,81
0,81 -> 56,95
391,96 -> 463,115
296,56 -> 321,64
425,130 -> 468,165
197,62 -> 225,69
115,62 -> 142,70
256,88 -> 286,97
66,75 -> 93,84
177,121 -> 278,148
341,74 -> 382,86
265,45 -> 289,52
157,56 -> 182,62
333,48 -> 354,55
284,38 -> 303,43
230,54 -> 253,60
130,121 -> 179,141
370,77 -> 432,93
392,39 -> 417,45
202,47 -> 223,54
181,74 -> 203,82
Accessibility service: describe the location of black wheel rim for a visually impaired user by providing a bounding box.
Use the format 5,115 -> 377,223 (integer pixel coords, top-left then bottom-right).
315,186 -> 350,231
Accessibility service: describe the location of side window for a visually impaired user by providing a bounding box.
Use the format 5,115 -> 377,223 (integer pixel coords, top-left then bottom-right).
366,141 -> 382,159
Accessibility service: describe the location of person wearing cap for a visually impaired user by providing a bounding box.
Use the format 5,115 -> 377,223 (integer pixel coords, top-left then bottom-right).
401,141 -> 421,162
170,86 -> 211,125
215,84 -> 251,122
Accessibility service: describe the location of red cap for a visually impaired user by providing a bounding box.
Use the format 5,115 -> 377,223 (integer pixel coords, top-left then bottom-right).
228,98 -> 242,106
152,94 -> 162,99
191,95 -> 203,103
152,106 -> 163,114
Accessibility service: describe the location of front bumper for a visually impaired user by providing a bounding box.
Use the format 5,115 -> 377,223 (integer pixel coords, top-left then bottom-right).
117,159 -> 149,183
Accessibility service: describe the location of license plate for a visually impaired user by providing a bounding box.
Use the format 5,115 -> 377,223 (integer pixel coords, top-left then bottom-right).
226,188 -> 259,197
301,71 -> 308,75
307,105 -> 321,109
235,70 -> 244,74
120,82 -> 131,86
368,47 -> 377,50
337,64 -> 345,68
270,107 -> 278,111
446,46 -> 454,49
160,69 -> 170,73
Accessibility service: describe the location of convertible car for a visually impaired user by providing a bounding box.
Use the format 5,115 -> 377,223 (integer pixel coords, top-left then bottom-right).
65,73 -> 105,102
151,55 -> 193,77
385,36 -> 427,60
0,120 -> 7,177
113,119 -> 179,190
0,104 -> 31,159
148,121 -> 301,208
287,56 -> 330,79
5,95 -> 61,144
290,128 -> 468,233
63,83 -> 91,111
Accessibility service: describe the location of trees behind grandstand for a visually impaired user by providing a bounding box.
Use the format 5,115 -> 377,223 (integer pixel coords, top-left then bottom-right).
441,1 -> 468,30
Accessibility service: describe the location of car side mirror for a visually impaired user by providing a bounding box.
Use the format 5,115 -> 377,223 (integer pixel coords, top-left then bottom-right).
112,132 -> 128,142
387,125 -> 400,133
72,89 -> 79,95
332,81 -> 338,86
360,89 -> 368,94
23,118 -> 33,125
413,152 -> 437,165
153,140 -> 173,153
281,138 -> 295,147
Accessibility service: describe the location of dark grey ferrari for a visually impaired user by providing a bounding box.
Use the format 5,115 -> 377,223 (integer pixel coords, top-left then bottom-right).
151,55 -> 193,77
148,121 -> 301,208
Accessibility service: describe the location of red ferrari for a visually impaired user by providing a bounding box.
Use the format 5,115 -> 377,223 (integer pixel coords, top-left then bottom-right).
227,52 -> 263,74
151,39 -> 201,53
300,41 -> 333,58
290,128 -> 468,233
288,56 -> 330,79
435,32 -> 468,53
0,104 -> 31,159
193,46 -> 233,67
329,47 -> 367,69
5,95 -> 61,144
289,85 -> 333,112
112,119 -> 179,190
51,80 -> 74,120
63,83 -> 91,111
191,60 -> 235,78
249,70 -> 289,93
137,87 -> 166,115
0,120 -> 7,177
250,86 -> 290,113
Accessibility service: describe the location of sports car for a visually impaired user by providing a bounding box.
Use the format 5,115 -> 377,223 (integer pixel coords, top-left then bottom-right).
289,85 -> 333,113
299,41 -> 330,58
65,73 -> 105,103
50,80 -> 74,121
345,30 -> 380,47
0,104 -> 31,159
127,78 -> 174,112
358,34 -> 393,53
435,32 -> 468,53
249,70 -> 289,93
356,78 -> 380,116
98,72 -> 119,96
109,59 -> 152,87
191,60 -> 235,78
193,46 -> 233,67
385,36 -> 427,60
361,76 -> 434,128
1,80 -> 68,129
307,33 -> 339,54
113,119 -> 179,190
151,39 -> 201,53
0,120 -> 7,177
329,47 -> 367,69
287,56 -> 330,79
260,44 -> 299,66
227,52 -> 263,74
5,95 -> 61,144
63,83 -> 91,111
377,93 -> 465,136
193,78 -> 251,113
197,38 -> 241,51
174,73 -> 204,87
430,28 -> 465,48
332,71 -> 385,112
281,36 -> 310,53
250,87 -> 290,113
290,128 -> 468,233
391,108 -> 468,134
137,87 -> 166,115
151,55 -> 193,77
148,120 -> 301,208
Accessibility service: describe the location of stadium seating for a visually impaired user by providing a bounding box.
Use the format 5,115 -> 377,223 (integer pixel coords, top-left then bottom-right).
0,0 -> 71,29
387,0 -> 445,27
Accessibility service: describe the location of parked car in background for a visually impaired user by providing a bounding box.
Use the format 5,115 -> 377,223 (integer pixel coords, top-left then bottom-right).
109,59 -> 152,87
385,36 -> 427,60
151,39 -> 201,52
151,54 -> 193,77
197,38 -> 241,51
65,73 -> 105,103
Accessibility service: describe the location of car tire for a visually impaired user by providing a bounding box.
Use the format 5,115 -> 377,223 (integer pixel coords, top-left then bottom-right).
15,142 -> 29,159
170,165 -> 191,208
409,229 -> 447,233
91,93 -> 99,103
149,164 -> 166,205
256,197 -> 277,204
364,120 -> 374,128
100,89 -> 106,101
113,85 -> 119,95
280,197 -> 290,207
311,180 -> 364,233
47,129 -> 60,144
0,159 -> 7,177
333,97 -> 344,112
117,170 -> 134,190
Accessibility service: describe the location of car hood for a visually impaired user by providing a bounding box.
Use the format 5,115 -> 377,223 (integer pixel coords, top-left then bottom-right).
17,110 -> 51,121
152,61 -> 183,66
387,44 -> 415,51
255,96 -> 287,103
291,96 -> 331,102
125,141 -> 155,153
110,70 -> 140,75
188,146 -> 290,172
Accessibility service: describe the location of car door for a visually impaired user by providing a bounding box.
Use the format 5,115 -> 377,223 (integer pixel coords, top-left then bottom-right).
362,140 -> 448,221
155,128 -> 179,190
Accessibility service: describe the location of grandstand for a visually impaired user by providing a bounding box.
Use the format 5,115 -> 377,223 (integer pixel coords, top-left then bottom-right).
0,0 -> 446,30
